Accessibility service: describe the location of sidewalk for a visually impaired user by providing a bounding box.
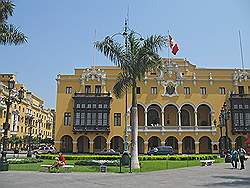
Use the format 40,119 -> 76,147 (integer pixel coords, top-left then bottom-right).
0,160 -> 249,188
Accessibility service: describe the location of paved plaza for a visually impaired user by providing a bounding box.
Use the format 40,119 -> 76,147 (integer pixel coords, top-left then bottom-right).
0,160 -> 249,188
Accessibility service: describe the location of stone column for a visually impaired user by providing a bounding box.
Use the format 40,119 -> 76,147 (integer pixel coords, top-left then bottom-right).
178,111 -> 182,128
161,141 -> 165,146
107,141 -> 111,149
73,141 -> 78,154
178,141 -> 183,154
195,141 -> 200,154
89,141 -> 94,153
144,111 -> 148,127
194,110 -> 198,127
144,141 -> 148,154
161,110 -> 165,126
54,140 -> 61,152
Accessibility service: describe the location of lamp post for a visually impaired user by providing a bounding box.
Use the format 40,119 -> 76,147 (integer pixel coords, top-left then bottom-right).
0,78 -> 25,171
107,19 -> 143,154
26,114 -> 34,157
218,115 -> 224,157
220,102 -> 231,162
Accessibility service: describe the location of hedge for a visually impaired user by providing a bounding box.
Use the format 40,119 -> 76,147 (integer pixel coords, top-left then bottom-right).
8,158 -> 43,164
36,154 -> 218,161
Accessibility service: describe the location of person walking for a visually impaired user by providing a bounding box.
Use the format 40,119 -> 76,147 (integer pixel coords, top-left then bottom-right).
230,149 -> 238,169
238,147 -> 247,170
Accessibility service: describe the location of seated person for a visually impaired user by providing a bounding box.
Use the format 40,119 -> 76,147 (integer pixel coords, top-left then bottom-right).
51,152 -> 66,169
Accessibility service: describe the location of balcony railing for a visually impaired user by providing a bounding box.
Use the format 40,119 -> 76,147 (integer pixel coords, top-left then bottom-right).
73,125 -> 110,132
74,92 -> 111,97
128,125 -> 215,132
230,94 -> 250,98
233,126 -> 250,132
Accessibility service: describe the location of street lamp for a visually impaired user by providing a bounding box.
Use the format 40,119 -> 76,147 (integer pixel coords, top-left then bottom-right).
107,19 -> 143,154
26,114 -> 34,157
220,102 -> 231,162
0,78 -> 25,171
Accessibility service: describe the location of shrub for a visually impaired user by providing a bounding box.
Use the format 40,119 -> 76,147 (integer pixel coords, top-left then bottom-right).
36,154 -> 218,161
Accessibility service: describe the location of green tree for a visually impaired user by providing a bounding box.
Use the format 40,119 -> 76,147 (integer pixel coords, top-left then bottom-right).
0,0 -> 27,45
95,33 -> 165,168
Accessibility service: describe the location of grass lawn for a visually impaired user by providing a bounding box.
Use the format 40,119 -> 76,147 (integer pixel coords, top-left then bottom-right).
9,158 -> 224,173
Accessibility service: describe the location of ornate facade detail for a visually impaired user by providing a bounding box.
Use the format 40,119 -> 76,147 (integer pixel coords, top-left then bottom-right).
233,69 -> 248,85
161,80 -> 179,97
209,72 -> 213,85
81,68 -> 107,82
192,73 -> 196,86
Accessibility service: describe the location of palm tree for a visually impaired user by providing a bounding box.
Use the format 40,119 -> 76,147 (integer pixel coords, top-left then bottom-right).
0,0 -> 27,45
95,33 -> 166,168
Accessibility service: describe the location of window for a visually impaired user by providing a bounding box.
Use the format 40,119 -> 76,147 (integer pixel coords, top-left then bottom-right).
151,87 -> 157,95
64,112 -> 71,126
103,113 -> 108,126
65,87 -> 72,94
200,87 -> 206,95
219,87 -> 226,95
95,85 -> 101,94
76,103 -> 81,108
80,112 -> 85,125
114,113 -> 121,126
75,112 -> 80,126
238,86 -> 244,95
85,85 -> 91,94
184,87 -> 191,95
136,87 -> 141,94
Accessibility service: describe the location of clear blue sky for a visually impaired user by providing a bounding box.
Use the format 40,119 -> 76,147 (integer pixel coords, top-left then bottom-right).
0,0 -> 249,108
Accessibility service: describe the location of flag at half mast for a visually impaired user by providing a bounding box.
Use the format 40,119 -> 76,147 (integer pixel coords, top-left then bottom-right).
169,35 -> 179,55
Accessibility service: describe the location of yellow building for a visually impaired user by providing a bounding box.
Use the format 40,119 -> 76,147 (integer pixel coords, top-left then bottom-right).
55,58 -> 250,154
0,74 -> 54,150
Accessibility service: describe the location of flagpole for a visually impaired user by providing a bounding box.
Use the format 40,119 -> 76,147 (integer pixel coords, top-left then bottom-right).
168,30 -> 170,64
238,30 -> 245,70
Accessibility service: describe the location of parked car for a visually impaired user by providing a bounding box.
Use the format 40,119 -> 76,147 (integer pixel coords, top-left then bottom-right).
95,149 -> 120,155
147,146 -> 174,155
32,146 -> 57,155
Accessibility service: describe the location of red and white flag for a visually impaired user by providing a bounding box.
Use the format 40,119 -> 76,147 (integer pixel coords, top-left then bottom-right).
169,35 -> 179,55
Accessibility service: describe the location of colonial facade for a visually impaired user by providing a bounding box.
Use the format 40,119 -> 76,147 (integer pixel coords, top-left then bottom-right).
55,58 -> 250,154
0,74 -> 54,149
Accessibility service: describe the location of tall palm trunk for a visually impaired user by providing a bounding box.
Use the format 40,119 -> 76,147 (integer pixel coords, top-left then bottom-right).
130,85 -> 140,169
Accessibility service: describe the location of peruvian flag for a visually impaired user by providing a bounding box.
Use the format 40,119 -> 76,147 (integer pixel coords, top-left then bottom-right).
169,35 -> 179,55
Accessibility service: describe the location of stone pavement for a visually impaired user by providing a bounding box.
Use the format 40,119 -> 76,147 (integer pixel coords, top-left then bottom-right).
0,160 -> 249,188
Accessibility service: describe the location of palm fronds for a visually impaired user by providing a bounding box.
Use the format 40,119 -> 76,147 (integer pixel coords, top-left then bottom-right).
0,24 -> 27,45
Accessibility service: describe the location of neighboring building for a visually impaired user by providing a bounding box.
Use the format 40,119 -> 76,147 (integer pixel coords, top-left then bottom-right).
0,74 -> 54,149
55,58 -> 250,154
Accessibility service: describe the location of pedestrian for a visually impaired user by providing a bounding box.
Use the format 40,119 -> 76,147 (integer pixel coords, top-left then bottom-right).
230,149 -> 238,169
238,147 -> 247,170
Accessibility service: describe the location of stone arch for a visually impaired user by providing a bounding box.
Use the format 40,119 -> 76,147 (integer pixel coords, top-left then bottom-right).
146,102 -> 163,111
110,136 -> 124,153
181,104 -> 195,126
147,104 -> 162,126
60,135 -> 73,153
77,135 -> 90,153
138,136 -> 144,154
165,136 -> 178,154
148,136 -> 161,150
235,136 -> 246,150
182,136 -> 195,154
93,136 -> 107,153
138,104 -> 145,127
164,104 -> 178,126
197,104 -> 211,126
199,136 -> 212,154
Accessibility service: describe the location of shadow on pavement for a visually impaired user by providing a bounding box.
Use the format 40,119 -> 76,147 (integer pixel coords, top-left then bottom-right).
201,175 -> 250,187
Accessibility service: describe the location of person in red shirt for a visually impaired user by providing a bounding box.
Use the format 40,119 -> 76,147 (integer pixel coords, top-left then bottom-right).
51,152 -> 66,169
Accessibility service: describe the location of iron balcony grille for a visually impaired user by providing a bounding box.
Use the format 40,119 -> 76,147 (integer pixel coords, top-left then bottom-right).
73,125 -> 110,132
